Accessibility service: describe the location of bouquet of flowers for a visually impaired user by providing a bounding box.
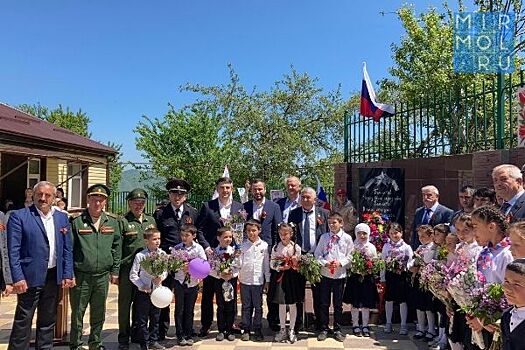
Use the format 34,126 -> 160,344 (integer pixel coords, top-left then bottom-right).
446,263 -> 485,349
436,245 -> 448,261
349,249 -> 384,281
461,283 -> 510,350
271,255 -> 297,270
361,211 -> 390,253
221,209 -> 248,246
169,247 -> 198,284
209,250 -> 239,302
384,249 -> 409,274
298,253 -> 322,285
419,260 -> 452,307
140,251 -> 170,277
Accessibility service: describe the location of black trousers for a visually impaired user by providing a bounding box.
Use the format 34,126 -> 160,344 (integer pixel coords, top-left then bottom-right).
158,274 -> 174,338
173,280 -> 198,338
8,267 -> 59,350
132,290 -> 161,345
199,275 -> 215,331
212,276 -> 237,333
319,276 -> 345,332
296,282 -> 322,331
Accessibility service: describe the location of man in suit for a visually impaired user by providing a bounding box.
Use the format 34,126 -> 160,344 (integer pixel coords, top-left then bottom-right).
196,176 -> 244,337
493,164 -> 525,223
0,210 -> 13,296
155,178 -> 203,340
7,181 -> 74,350
288,187 -> 330,332
275,176 -> 302,223
410,185 -> 454,250
243,179 -> 282,330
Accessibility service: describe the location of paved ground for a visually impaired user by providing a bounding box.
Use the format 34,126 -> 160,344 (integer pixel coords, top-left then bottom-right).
0,285 -> 428,349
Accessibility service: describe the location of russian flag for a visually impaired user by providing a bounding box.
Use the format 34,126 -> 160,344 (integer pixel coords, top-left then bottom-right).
316,176 -> 331,210
360,62 -> 394,122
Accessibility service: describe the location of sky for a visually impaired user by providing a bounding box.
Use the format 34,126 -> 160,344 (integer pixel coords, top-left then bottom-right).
0,0 -> 456,164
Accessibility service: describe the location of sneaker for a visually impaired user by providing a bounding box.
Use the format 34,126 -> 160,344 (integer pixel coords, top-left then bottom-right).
362,327 -> 370,337
425,332 -> 437,342
216,332 -> 225,341
226,333 -> 236,341
178,338 -> 188,346
253,330 -> 264,342
384,323 -> 393,334
353,326 -> 362,337
148,342 -> 165,350
288,330 -> 297,344
186,338 -> 194,346
241,331 -> 250,341
334,331 -> 345,342
399,325 -> 408,336
413,331 -> 426,340
274,329 -> 287,342
317,331 -> 328,341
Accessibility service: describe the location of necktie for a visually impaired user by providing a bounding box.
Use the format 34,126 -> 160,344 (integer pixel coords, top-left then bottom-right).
421,208 -> 431,225
303,211 -> 312,252
500,202 -> 512,215
175,208 -> 181,220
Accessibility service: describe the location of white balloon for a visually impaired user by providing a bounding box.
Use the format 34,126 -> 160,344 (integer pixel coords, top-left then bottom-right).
150,286 -> 173,308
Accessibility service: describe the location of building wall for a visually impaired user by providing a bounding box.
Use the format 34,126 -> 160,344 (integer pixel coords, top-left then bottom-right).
88,164 -> 108,188
46,158 -> 69,192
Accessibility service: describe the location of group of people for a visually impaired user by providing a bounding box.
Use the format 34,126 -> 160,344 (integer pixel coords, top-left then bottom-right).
1,163 -> 525,350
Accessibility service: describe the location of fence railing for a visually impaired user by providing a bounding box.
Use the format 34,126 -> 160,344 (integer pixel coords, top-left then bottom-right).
344,70 -> 525,163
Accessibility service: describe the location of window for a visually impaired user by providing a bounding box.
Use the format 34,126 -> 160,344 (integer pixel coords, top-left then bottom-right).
27,158 -> 40,188
68,163 -> 83,208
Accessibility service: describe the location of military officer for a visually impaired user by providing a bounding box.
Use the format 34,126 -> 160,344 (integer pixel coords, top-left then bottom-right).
69,184 -> 122,350
118,189 -> 156,350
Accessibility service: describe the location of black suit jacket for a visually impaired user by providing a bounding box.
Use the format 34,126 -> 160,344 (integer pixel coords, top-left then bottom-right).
243,199 -> 282,247
154,202 -> 204,252
288,206 -> 330,253
509,191 -> 525,223
196,198 -> 244,249
411,203 -> 454,250
502,307 -> 525,350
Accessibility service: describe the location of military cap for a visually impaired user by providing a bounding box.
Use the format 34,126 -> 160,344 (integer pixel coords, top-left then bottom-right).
86,183 -> 110,197
165,178 -> 191,193
126,188 -> 148,201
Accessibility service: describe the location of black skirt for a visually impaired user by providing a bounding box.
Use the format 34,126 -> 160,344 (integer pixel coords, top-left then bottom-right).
384,271 -> 410,303
343,273 -> 378,309
409,276 -> 435,311
268,269 -> 305,305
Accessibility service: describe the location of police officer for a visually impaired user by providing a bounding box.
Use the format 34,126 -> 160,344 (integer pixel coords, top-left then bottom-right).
118,189 -> 156,350
69,184 -> 122,350
154,178 -> 205,340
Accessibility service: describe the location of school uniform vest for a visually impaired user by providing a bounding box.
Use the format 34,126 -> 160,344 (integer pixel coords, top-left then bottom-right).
502,308 -> 525,350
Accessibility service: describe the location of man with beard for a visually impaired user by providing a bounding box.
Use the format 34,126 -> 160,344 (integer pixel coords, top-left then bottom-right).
493,164 -> 525,222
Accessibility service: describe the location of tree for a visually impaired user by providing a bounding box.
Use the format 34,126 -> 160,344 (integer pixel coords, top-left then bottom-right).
18,103 -> 91,137
107,141 -> 124,192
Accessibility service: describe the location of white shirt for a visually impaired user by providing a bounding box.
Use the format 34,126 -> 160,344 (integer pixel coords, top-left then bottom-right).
301,207 -> 317,253
218,199 -> 232,220
510,306 -> 525,332
476,245 -> 513,284
270,241 -> 301,270
252,198 -> 266,221
407,242 -> 436,269
129,247 -> 168,291
238,238 -> 270,285
209,245 -> 240,279
172,241 -> 207,287
380,240 -> 414,282
282,196 -> 300,223
36,207 -> 56,269
171,204 -> 182,219
315,229 -> 354,279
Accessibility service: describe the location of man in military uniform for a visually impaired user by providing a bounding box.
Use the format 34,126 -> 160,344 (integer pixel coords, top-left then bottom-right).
118,189 -> 156,350
154,178 -> 205,340
69,184 -> 122,350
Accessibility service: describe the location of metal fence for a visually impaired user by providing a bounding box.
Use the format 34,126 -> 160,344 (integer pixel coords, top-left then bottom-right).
344,70 -> 525,163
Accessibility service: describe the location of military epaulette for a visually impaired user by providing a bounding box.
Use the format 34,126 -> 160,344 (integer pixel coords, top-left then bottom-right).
105,211 -> 119,219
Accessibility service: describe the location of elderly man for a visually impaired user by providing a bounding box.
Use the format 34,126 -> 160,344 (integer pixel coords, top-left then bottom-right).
118,189 -> 157,350
276,176 -> 302,223
154,178 -> 205,341
196,176 -> 244,337
288,187 -> 330,332
7,181 -> 74,350
69,184 -> 122,350
493,164 -> 525,222
333,188 -> 357,238
410,185 -> 453,250
0,210 -> 13,296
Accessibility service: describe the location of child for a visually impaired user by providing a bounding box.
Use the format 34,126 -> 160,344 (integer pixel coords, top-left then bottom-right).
171,224 -> 207,346
445,231 -> 459,265
455,213 -> 482,260
408,224 -> 437,342
269,222 -> 303,343
509,222 -> 525,259
209,227 -> 239,342
129,228 -> 168,350
343,223 -> 379,338
381,222 -> 413,335
501,258 -> 525,350
314,212 -> 354,342
238,219 -> 270,342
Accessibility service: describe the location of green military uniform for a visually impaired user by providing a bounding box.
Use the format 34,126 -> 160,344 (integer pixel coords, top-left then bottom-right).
118,189 -> 156,347
69,184 -> 122,350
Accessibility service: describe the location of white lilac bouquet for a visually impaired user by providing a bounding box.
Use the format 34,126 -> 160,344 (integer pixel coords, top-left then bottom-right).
139,251 -> 169,277
419,260 -> 452,308
384,249 -> 409,274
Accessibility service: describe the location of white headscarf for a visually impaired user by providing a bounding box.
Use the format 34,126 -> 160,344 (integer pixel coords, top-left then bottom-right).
354,222 -> 377,257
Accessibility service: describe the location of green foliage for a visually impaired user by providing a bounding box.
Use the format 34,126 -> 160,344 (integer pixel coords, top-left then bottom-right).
107,141 -> 124,192
18,103 -> 91,137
